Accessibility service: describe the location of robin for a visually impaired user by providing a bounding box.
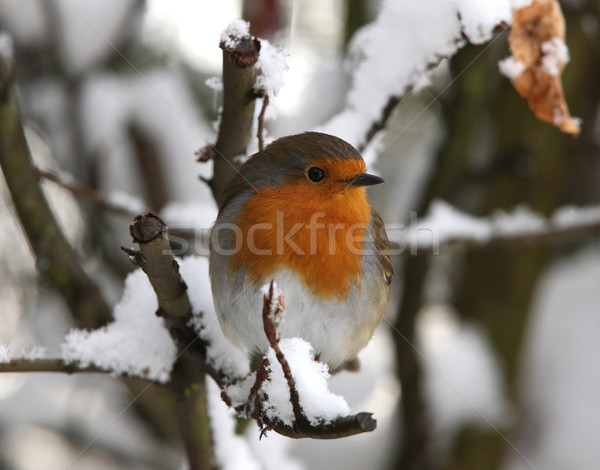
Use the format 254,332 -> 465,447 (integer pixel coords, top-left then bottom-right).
209,132 -> 393,371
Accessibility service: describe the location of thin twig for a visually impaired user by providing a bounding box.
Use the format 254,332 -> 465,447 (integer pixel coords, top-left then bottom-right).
252,281 -> 378,439
358,94 -> 402,153
262,281 -> 305,424
257,94 -> 270,151
0,358 -> 124,375
35,167 -> 143,218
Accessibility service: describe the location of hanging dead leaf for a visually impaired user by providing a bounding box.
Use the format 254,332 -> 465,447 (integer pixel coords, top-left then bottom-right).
500,0 -> 580,136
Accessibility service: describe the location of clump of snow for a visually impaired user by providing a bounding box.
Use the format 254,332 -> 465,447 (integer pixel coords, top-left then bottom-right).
396,201 -> 600,250
417,304 -> 508,435
491,206 -> 546,235
62,268 -> 176,382
0,342 -> 9,364
180,256 -> 250,379
510,0 -> 534,8
455,0 -> 512,44
21,345 -> 47,361
541,37 -> 570,76
405,200 -> 491,248
224,373 -> 256,409
255,39 -> 288,95
0,32 -> 14,67
498,56 -> 526,81
553,106 -> 564,125
205,76 -> 223,92
262,338 -> 351,426
551,204 -> 600,228
220,19 -> 250,49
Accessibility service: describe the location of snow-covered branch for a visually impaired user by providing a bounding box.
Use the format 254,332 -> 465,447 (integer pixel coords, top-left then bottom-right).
36,166 -> 146,218
223,281 -> 377,440
393,201 -> 600,253
0,357 -> 123,375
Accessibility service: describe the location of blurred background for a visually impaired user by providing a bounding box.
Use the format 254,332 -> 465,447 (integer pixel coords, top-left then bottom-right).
0,0 -> 599,469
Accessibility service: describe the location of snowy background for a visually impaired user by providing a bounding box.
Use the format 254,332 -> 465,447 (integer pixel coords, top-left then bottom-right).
0,0 -> 599,469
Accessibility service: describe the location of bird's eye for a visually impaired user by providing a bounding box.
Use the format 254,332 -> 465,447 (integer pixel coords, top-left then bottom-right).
307,166 -> 325,182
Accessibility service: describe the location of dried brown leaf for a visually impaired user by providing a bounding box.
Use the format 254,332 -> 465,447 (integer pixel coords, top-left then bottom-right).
507,0 -> 580,136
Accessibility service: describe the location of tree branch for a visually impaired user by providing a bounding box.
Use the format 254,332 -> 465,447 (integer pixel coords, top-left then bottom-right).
0,358 -> 116,375
393,204 -> 600,255
211,27 -> 261,207
126,213 -> 213,470
257,94 -> 270,151
358,94 -> 402,153
35,166 -> 143,218
0,47 -> 112,329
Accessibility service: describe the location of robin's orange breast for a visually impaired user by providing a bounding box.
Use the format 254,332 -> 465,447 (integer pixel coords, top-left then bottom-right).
231,180 -> 372,300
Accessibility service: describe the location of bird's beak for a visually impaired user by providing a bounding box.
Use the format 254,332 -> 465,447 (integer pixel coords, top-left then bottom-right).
348,173 -> 385,187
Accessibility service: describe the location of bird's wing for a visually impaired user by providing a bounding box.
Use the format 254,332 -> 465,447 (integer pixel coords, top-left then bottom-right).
370,208 -> 393,284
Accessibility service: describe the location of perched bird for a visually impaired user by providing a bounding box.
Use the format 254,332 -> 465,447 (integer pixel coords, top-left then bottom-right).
209,132 -> 393,371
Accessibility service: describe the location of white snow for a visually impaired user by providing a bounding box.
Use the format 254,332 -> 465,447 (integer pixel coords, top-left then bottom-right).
541,37 -> 570,76
261,338 -> 351,426
0,342 -> 9,364
396,201 -> 600,249
498,56 -> 526,81
204,76 -> 223,92
0,32 -> 13,67
20,345 -> 47,361
61,268 -> 176,382
60,254 -> 248,384
490,206 -> 546,236
403,200 -> 491,248
551,204 -> 600,228
223,373 -> 256,410
220,19 -> 250,50
255,39 -> 288,96
455,0 -> 512,44
417,304 -> 507,436
509,0 -> 534,8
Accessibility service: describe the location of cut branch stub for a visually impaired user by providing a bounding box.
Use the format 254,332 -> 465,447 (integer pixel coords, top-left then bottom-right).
221,34 -> 261,67
129,213 -> 192,341
211,26 -> 261,207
